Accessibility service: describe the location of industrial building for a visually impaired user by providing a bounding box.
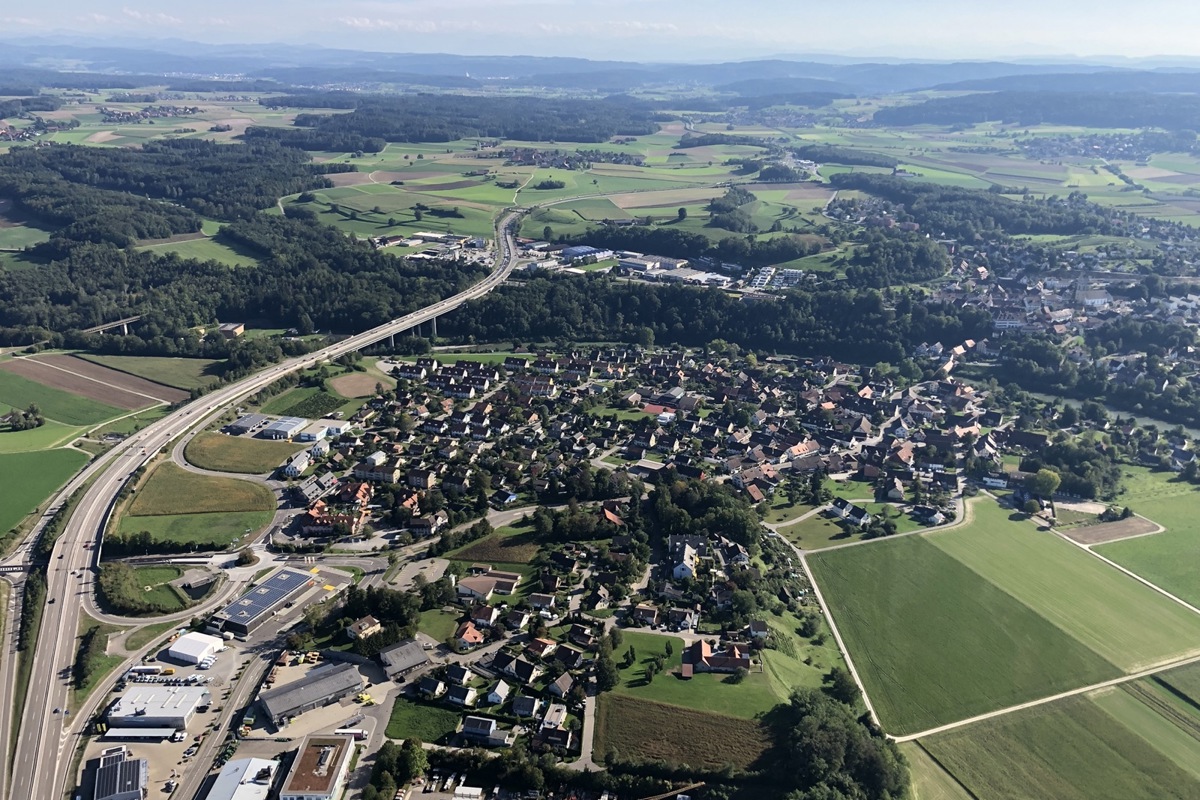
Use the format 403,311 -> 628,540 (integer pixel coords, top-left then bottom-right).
203,757 -> 280,800
209,568 -> 315,638
260,416 -> 307,440
167,631 -> 223,665
93,746 -> 149,800
227,414 -> 268,435
297,423 -> 329,442
378,638 -> 429,680
107,686 -> 211,730
258,663 -> 364,726
279,735 -> 355,800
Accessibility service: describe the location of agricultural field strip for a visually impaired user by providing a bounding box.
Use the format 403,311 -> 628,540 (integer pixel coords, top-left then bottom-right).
895,650 -> 1200,744
13,355 -> 168,405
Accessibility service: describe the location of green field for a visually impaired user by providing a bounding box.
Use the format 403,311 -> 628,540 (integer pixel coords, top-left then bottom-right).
610,631 -> 779,719
127,463 -> 275,516
809,533 -> 1118,735
0,368 -> 127,426
384,697 -> 461,742
128,565 -> 190,611
138,235 -> 261,267
451,521 -> 541,564
901,743 -> 972,800
595,693 -> 770,769
928,500 -> 1200,672
257,385 -> 358,419
184,432 -> 304,474
116,509 -> 273,549
0,420 -> 83,453
922,695 -> 1200,799
0,448 -> 88,533
79,355 -> 223,391
0,223 -> 53,249
1097,467 -> 1200,606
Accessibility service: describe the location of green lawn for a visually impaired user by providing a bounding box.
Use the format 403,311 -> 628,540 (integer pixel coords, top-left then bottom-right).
0,368 -> 126,426
116,510 -> 273,548
0,448 -> 88,533
123,620 -> 180,653
0,420 -> 83,453
611,631 -> 778,719
138,235 -> 262,267
779,512 -> 862,550
184,432 -> 304,474
129,566 -> 190,611
759,612 -> 847,698
452,521 -> 541,564
418,608 -> 461,642
127,462 -> 275,516
73,617 -> 127,709
809,534 -> 1118,735
92,405 -> 170,438
922,695 -> 1200,800
384,697 -> 460,742
79,355 -> 223,391
929,500 -> 1200,672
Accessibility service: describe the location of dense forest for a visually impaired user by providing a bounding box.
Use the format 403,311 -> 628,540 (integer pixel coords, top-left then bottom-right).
792,144 -> 898,169
441,274 -> 991,363
0,96 -> 63,117
844,232 -> 950,287
0,214 -> 486,342
562,224 -> 821,267
873,90 -> 1200,130
247,95 -> 660,149
828,173 -> 1116,240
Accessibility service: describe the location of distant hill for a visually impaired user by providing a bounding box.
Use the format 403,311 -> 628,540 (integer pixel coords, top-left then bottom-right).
873,90 -> 1200,129
934,70 -> 1200,93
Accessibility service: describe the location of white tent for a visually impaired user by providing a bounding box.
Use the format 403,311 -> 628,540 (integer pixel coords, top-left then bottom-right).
167,632 -> 223,665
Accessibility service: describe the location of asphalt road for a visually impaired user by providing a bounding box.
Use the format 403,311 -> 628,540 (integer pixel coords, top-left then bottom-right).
9,210 -> 523,800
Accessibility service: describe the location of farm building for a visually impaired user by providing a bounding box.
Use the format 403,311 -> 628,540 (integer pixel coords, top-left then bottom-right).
219,322 -> 246,339
205,758 -> 280,800
107,686 -> 211,729
258,664 -> 364,726
227,414 -> 268,435
209,568 -> 315,638
279,735 -> 355,800
167,631 -> 223,665
92,746 -> 149,800
260,417 -> 306,440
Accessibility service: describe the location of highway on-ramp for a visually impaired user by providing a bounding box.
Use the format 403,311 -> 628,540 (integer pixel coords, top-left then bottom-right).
7,210 -> 522,800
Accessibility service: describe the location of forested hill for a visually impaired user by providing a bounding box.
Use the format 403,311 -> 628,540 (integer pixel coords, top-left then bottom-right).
247,95 -> 661,150
0,214 -> 487,346
441,274 -> 991,364
872,91 -> 1200,130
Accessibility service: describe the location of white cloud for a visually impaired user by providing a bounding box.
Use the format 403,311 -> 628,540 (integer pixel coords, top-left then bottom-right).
122,7 -> 183,25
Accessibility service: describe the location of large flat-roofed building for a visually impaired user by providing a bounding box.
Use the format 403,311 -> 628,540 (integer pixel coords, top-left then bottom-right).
261,416 -> 307,440
210,568 -> 315,638
93,746 -> 149,800
107,686 -> 211,730
228,414 -> 269,435
279,735 -> 354,800
258,664 -> 364,726
203,757 -> 280,800
167,631 -> 223,665
378,638 -> 429,680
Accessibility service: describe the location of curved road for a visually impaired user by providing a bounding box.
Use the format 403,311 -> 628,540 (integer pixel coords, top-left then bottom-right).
8,209 -> 524,800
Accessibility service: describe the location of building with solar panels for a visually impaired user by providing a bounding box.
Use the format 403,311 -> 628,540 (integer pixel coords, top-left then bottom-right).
208,568 -> 315,638
260,417 -> 307,440
92,746 -> 148,800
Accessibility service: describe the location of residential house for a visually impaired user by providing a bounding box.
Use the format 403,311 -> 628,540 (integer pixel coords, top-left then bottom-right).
548,672 -> 573,699
487,680 -> 511,705
345,616 -> 382,640
455,621 -> 485,650
446,685 -> 478,707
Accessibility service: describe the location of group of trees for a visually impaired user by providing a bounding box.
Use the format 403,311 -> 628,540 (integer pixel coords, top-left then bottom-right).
247,94 -> 659,150
1021,439 -> 1123,500
363,739 -> 428,800
843,232 -> 951,287
566,223 -> 821,267
338,584 -> 422,657
442,275 -> 992,365
792,144 -> 898,169
707,187 -> 760,233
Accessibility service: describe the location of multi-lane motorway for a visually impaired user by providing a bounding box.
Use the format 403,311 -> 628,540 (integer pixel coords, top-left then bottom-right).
7,209 -> 523,800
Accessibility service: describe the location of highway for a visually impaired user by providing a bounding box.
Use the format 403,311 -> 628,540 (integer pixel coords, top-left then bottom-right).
7,209 -> 523,800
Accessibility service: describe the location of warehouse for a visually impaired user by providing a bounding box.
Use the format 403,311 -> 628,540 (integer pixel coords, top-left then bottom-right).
258,663 -> 364,726
260,416 -> 306,440
209,568 -> 315,638
279,735 -> 354,800
107,686 -> 211,730
203,757 -> 280,800
93,746 -> 149,800
378,638 -> 429,680
167,631 -> 224,665
227,414 -> 268,435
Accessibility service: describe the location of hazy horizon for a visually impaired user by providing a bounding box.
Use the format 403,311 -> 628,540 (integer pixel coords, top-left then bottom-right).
5,0 -> 1200,63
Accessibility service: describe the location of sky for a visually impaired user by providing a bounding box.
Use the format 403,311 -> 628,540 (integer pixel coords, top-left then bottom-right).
5,0 -> 1200,62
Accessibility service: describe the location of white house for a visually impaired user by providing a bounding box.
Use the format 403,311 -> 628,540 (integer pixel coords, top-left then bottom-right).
283,451 -> 311,478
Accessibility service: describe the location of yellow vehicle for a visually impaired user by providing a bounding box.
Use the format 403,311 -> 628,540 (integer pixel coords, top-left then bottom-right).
161,668 -> 176,675
357,693 -> 375,706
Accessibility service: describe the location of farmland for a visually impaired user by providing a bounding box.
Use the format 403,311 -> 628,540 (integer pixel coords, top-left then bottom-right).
116,510 -> 273,549
184,432 -> 303,474
922,695 -> 1200,799
594,694 -> 770,769
809,533 -> 1118,735
0,365 -> 128,426
79,355 -> 224,391
127,463 -> 275,516
1,355 -> 185,408
0,449 -> 89,533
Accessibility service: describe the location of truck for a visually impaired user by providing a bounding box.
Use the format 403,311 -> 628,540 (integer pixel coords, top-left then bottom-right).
333,728 -> 368,741
129,666 -> 162,675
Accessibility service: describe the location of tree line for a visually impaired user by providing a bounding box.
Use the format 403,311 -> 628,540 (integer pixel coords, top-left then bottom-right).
562,224 -> 821,267
442,274 -> 992,364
